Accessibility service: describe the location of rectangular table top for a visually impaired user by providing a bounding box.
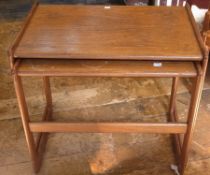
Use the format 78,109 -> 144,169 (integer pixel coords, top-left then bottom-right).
13,4 -> 203,61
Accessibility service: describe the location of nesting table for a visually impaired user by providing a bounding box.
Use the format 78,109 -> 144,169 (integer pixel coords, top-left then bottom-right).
9,3 -> 209,174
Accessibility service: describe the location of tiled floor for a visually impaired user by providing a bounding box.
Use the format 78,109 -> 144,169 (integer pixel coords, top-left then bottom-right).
1,1 -> 210,175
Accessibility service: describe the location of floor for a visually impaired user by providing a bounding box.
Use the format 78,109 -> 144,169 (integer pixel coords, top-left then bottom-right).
1,1 -> 210,175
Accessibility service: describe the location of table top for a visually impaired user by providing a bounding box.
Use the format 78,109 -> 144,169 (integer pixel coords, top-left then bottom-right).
13,4 -> 203,61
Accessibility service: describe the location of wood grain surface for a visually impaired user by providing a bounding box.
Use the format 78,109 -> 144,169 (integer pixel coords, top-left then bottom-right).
14,5 -> 202,61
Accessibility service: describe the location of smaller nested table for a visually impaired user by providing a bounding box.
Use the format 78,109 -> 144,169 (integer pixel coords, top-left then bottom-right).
9,3 -> 208,175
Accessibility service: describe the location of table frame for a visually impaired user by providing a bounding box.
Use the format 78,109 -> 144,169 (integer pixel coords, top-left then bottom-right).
8,2 -> 209,175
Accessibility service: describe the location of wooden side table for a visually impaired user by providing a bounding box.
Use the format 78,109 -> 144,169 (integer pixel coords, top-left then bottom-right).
8,3 -> 208,174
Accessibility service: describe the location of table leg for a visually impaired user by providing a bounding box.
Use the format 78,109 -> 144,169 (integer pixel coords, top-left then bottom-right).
179,75 -> 203,175
169,77 -> 179,117
169,77 -> 182,162
36,77 -> 53,171
13,75 -> 40,172
43,76 -> 52,113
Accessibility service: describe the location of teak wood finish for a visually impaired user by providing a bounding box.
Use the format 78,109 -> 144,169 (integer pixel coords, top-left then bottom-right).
9,2 -> 209,175
14,5 -> 202,61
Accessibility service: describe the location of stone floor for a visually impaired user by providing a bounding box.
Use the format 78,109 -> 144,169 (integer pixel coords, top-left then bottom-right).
1,1 -> 210,175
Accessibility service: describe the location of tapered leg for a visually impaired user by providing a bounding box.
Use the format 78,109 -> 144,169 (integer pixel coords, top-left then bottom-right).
36,77 -> 53,167
179,75 -> 203,175
169,77 -> 179,117
13,75 -> 40,172
43,76 -> 52,116
169,77 -> 182,162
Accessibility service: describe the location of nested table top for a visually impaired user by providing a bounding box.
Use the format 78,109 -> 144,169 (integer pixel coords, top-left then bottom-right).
13,4 -> 203,61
